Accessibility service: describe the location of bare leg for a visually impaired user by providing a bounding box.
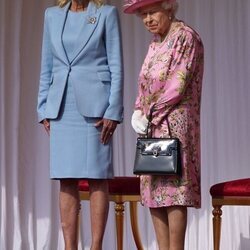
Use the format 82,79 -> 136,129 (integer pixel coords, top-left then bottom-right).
88,179 -> 109,250
59,179 -> 80,250
167,206 -> 187,250
150,207 -> 170,250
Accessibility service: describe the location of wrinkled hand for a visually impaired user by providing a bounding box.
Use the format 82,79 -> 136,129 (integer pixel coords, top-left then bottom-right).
42,119 -> 50,135
131,110 -> 148,135
95,118 -> 118,144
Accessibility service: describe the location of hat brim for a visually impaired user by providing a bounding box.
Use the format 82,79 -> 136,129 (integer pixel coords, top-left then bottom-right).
124,0 -> 164,14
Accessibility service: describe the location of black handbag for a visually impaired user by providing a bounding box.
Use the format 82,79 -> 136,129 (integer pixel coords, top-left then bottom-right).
133,108 -> 182,176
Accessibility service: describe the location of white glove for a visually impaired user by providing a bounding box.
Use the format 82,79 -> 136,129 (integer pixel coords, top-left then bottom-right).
131,110 -> 149,135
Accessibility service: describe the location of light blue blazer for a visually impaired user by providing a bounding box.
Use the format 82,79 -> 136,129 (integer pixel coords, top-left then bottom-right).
37,2 -> 123,123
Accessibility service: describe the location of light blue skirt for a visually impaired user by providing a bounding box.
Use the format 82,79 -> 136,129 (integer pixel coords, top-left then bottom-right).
49,80 -> 113,179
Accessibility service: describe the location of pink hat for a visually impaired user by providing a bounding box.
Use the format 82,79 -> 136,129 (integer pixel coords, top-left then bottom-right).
124,0 -> 176,14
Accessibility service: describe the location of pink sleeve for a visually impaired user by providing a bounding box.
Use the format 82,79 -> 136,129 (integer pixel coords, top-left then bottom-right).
151,34 -> 204,126
135,89 -> 143,110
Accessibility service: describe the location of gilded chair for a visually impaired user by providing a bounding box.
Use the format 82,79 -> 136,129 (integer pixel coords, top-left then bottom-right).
210,178 -> 250,250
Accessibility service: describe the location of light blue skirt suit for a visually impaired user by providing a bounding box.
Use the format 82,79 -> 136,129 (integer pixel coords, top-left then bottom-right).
37,2 -> 123,179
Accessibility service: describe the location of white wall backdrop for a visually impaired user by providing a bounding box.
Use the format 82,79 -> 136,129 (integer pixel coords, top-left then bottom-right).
1,0 -> 250,249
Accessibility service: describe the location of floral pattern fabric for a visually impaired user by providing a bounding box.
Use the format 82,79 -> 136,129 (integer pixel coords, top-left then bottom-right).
135,21 -> 204,208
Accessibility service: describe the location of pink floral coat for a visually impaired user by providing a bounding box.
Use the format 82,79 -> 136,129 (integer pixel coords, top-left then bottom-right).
135,21 -> 204,208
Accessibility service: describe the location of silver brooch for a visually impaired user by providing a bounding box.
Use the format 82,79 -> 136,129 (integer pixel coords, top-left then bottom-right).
88,16 -> 96,24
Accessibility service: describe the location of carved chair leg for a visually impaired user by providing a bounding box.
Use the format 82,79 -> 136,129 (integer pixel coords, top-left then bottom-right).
115,202 -> 125,250
212,204 -> 222,250
129,201 -> 143,250
77,202 -> 82,245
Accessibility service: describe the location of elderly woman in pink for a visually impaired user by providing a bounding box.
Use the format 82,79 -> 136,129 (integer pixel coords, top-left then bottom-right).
124,0 -> 204,249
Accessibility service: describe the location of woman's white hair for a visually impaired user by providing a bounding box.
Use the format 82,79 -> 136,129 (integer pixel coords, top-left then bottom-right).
162,1 -> 179,16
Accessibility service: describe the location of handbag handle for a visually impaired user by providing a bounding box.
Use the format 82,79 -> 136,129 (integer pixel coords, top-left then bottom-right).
145,105 -> 172,138
145,106 -> 153,138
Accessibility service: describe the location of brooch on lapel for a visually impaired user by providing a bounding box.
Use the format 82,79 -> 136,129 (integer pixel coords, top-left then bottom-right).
87,16 -> 96,24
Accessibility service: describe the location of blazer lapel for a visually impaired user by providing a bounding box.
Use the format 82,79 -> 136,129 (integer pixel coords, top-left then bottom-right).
70,1 -> 101,63
53,2 -> 71,64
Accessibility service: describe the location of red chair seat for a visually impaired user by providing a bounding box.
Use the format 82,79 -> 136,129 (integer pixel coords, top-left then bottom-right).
79,177 -> 140,195
210,178 -> 250,197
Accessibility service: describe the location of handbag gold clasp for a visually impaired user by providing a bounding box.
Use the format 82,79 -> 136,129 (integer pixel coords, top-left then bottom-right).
153,148 -> 159,157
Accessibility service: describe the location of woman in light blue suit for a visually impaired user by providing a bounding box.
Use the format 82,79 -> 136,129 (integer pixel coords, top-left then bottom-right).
37,0 -> 123,249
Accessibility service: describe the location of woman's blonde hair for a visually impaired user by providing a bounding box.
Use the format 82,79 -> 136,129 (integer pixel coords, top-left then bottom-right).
57,0 -> 104,8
